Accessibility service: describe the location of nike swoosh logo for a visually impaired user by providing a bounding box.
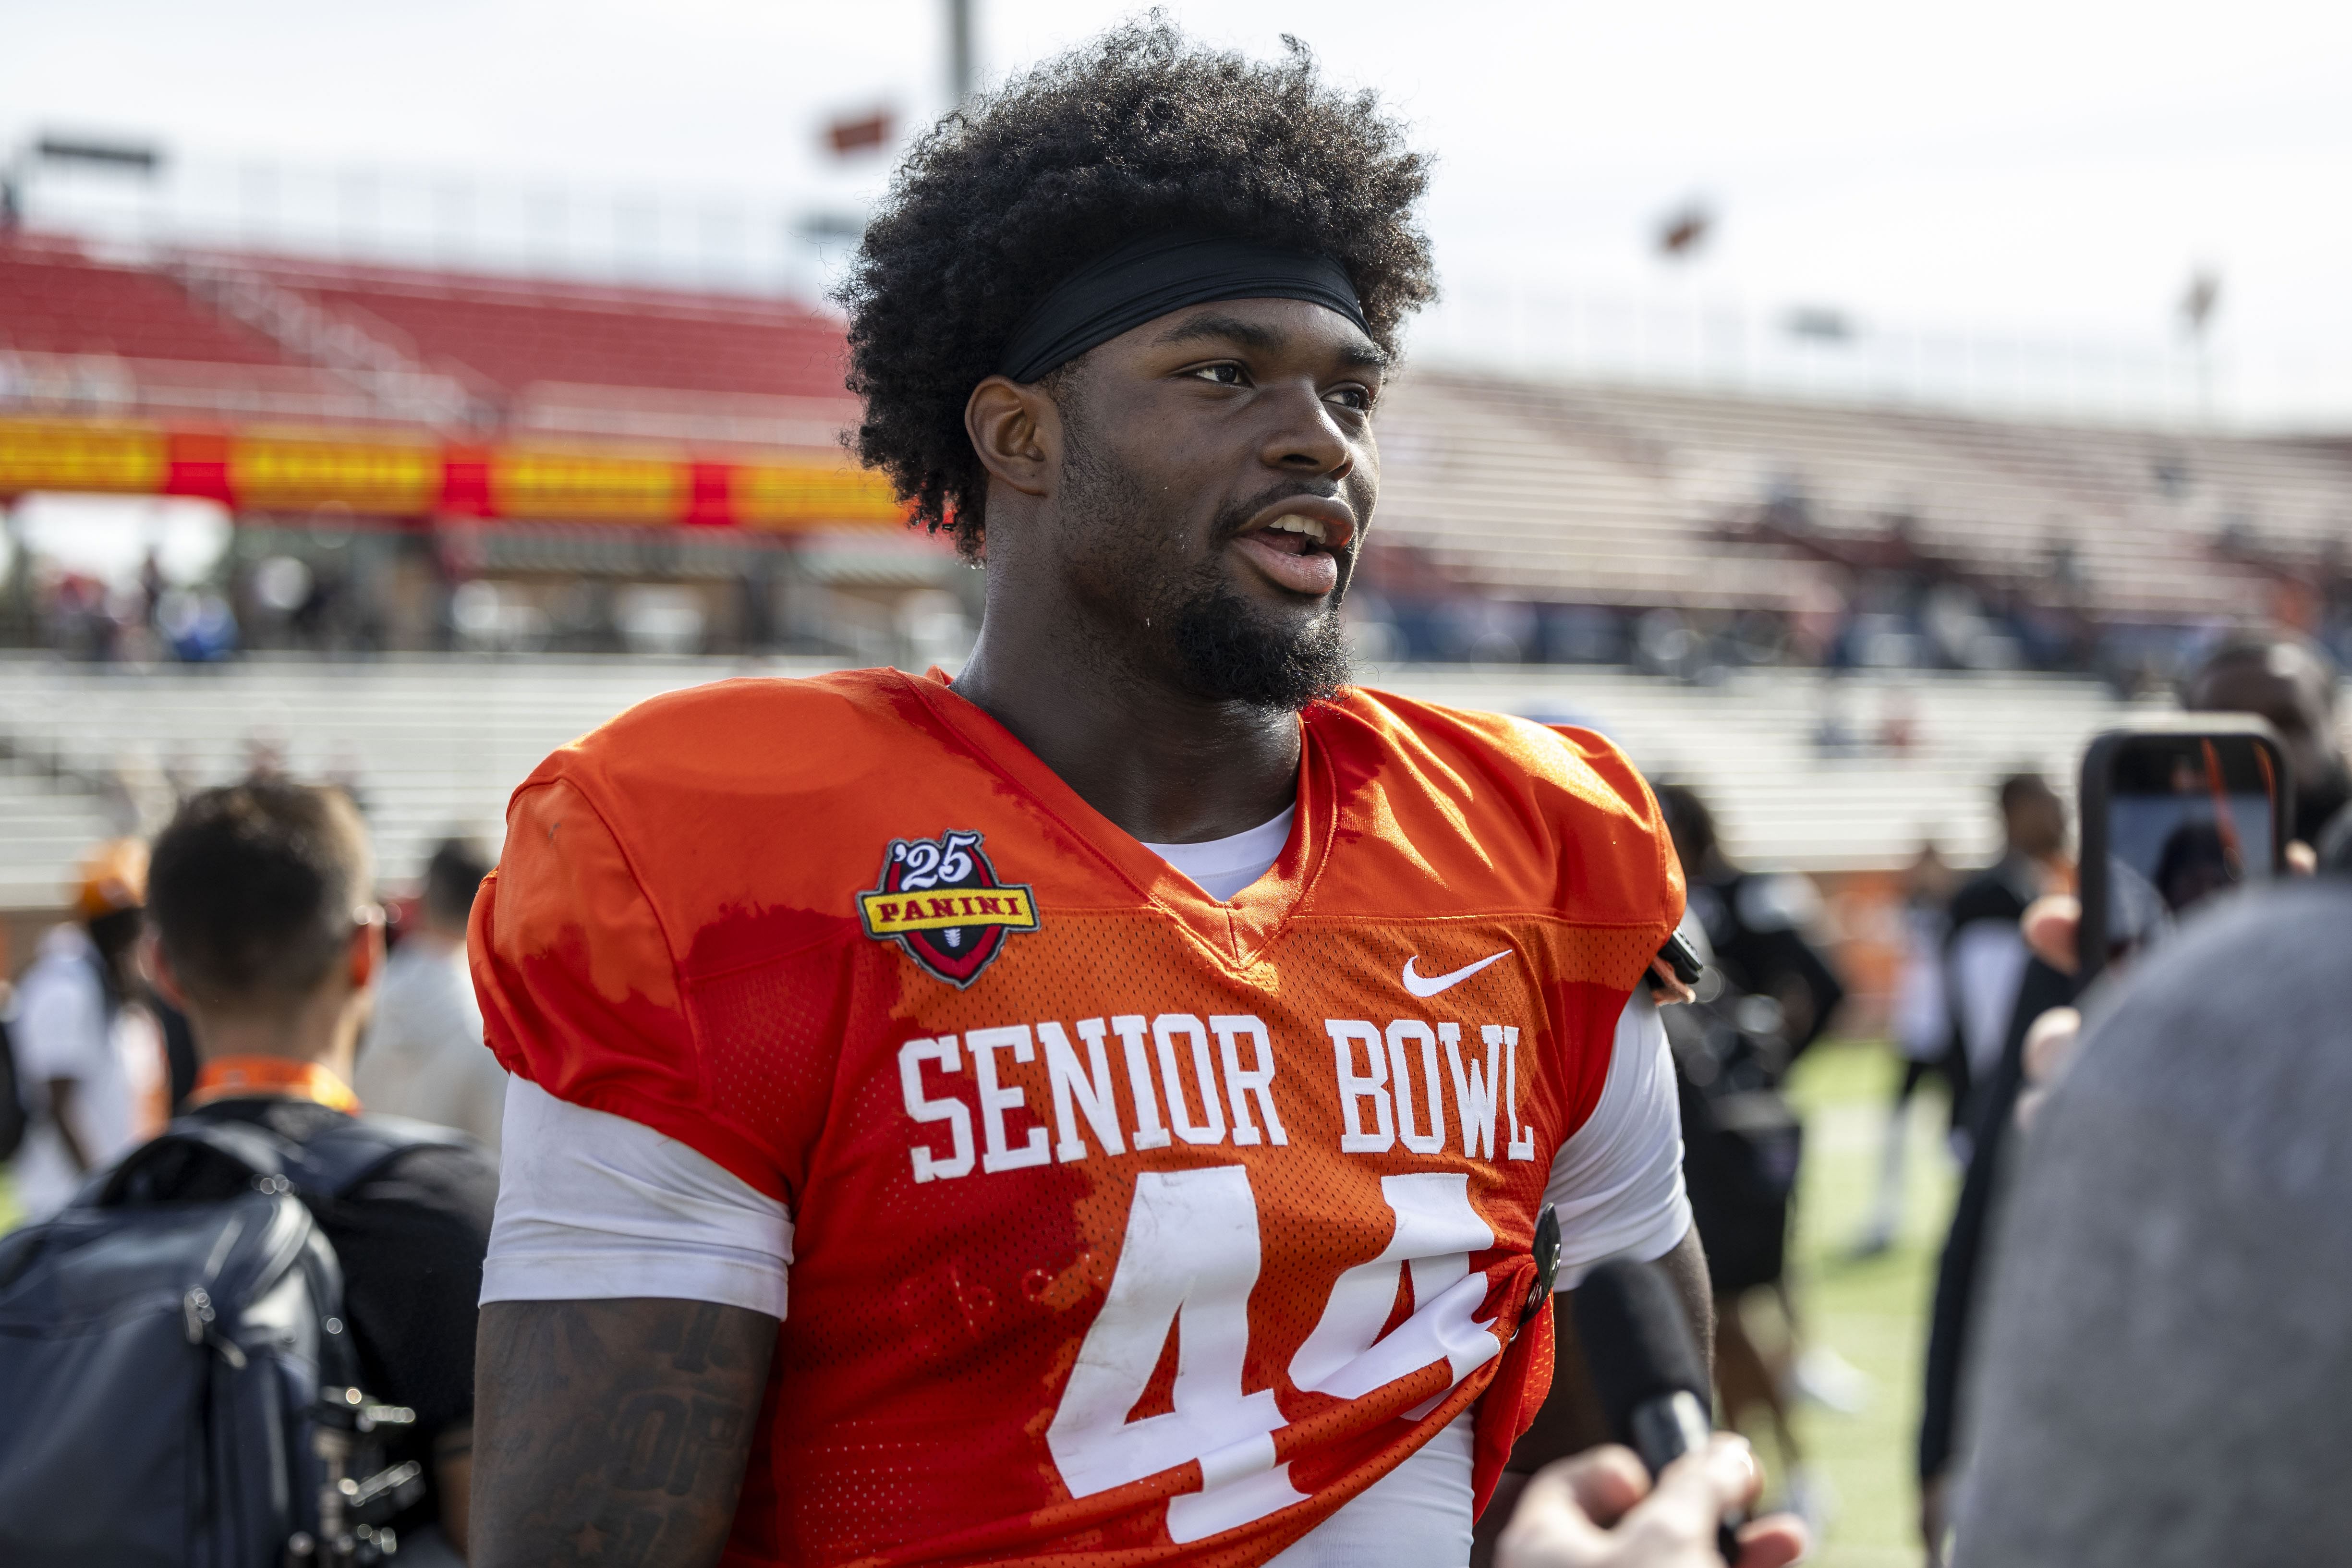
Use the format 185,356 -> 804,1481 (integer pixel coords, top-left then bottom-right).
1401,950 -> 1512,998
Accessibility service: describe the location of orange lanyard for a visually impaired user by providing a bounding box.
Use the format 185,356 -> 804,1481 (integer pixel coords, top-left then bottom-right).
189,1056 -> 363,1114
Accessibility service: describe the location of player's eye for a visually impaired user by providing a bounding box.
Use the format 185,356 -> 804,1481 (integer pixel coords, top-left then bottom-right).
1186,362 -> 1249,387
1325,384 -> 1374,413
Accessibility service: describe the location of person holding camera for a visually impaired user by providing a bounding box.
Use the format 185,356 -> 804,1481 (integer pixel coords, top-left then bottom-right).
1939,868 -> 2352,1563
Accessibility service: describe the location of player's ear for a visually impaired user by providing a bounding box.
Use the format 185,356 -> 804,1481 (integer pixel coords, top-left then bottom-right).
965,375 -> 1059,497
349,907 -> 385,991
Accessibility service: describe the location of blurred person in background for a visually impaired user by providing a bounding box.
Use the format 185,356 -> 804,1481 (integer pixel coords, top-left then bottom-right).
6,840 -> 167,1222
1922,636 -> 2350,1558
1947,874 -> 2352,1565
1914,645 -> 2341,1560
1654,784 -> 1849,1526
1853,840 -> 1959,1256
357,837 -> 503,1151
1940,773 -> 2067,1148
145,780 -> 496,1563
2181,629 -> 2349,851
1656,786 -> 1846,1060
1918,774 -> 2074,1560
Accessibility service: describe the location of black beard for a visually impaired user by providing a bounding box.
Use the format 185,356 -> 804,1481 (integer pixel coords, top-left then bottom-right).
1057,403 -> 1354,713
1164,564 -> 1353,710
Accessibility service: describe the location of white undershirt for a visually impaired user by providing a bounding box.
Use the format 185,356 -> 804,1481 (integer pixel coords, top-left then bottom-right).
1144,805 -> 1297,901
480,812 -> 1692,1565
1949,920 -> 2029,1079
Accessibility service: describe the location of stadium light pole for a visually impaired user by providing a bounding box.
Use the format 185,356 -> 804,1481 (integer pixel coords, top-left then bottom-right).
0,134 -> 164,234
2180,269 -> 2219,427
1654,200 -> 1712,384
948,0 -> 976,105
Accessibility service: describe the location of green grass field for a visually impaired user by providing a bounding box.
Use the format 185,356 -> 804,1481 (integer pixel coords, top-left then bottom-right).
1764,1039 -> 1955,1568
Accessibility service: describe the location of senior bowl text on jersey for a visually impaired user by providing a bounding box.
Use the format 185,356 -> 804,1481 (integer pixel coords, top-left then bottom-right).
473,668 -> 1682,1567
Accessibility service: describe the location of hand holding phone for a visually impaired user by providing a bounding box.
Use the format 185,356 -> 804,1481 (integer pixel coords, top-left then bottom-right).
2075,721 -> 2290,985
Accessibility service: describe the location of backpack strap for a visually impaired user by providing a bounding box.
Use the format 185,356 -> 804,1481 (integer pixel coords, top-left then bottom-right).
290,1114 -> 477,1200
89,1118 -> 301,1206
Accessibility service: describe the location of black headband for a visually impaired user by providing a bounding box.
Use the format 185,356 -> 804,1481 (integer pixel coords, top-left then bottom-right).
997,231 -> 1368,384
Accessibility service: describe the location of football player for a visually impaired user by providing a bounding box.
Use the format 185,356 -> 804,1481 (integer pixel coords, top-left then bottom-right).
472,23 -> 1758,1568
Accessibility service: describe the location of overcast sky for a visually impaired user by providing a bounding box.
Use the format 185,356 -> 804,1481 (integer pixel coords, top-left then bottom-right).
6,0 -> 2351,418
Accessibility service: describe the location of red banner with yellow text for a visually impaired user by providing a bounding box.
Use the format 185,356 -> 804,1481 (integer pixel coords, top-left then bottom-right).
0,417 -> 905,532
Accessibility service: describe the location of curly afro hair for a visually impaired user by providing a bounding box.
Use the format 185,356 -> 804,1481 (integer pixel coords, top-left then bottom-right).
836,21 -> 1435,555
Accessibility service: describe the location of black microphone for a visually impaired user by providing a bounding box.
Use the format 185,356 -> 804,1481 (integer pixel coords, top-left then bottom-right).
1571,1256 -> 1744,1562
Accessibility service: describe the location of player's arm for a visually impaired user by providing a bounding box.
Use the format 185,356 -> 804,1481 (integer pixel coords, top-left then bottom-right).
466,1085 -> 792,1566
467,778 -> 796,1564
472,1298 -> 776,1568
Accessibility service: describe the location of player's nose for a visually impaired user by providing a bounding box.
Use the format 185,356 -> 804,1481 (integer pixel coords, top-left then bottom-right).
1259,381 -> 1356,481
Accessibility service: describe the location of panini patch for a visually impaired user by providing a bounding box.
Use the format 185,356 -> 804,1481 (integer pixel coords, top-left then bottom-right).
859,830 -> 1038,987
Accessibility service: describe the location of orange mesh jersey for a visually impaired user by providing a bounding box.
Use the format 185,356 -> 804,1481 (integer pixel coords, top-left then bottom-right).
472,668 -> 1684,1568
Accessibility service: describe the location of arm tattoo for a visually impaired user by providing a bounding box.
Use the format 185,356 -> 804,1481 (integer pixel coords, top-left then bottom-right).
471,1298 -> 778,1568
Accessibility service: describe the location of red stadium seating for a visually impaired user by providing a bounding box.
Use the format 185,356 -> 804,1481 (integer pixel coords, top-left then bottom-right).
0,236 -> 293,367
0,237 -> 853,431
243,258 -> 848,401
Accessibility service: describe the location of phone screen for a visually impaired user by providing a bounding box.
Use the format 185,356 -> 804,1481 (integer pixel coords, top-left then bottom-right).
2084,730 -> 2285,977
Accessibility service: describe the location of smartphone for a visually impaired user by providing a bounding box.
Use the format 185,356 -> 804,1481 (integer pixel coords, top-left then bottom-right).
2076,721 -> 2291,985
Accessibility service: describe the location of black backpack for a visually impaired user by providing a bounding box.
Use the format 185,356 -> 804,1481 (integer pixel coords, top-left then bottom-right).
0,1112 -> 468,1567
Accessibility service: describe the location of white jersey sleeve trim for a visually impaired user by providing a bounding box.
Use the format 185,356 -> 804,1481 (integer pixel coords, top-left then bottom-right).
1543,990 -> 1693,1289
480,1074 -> 793,1319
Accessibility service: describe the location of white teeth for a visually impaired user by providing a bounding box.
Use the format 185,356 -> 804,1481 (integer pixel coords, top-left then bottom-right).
1265,514 -> 1330,544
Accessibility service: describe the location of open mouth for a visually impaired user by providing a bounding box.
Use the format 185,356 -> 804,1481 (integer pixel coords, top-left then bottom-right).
1232,507 -> 1356,596
1254,514 -> 1340,554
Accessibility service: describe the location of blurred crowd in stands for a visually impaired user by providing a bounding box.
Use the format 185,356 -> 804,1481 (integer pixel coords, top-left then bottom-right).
11,515 -> 2352,696
1354,563 -> 2352,700
6,543 -> 364,664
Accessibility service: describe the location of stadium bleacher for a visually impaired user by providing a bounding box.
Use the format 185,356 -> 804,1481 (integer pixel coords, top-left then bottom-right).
0,237 -> 289,366
242,256 -> 856,415
1,234 -> 859,438
0,228 -> 2341,941
0,233 -> 364,420
1375,370 -> 2352,622
5,231 -> 2345,643
0,763 -> 119,914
